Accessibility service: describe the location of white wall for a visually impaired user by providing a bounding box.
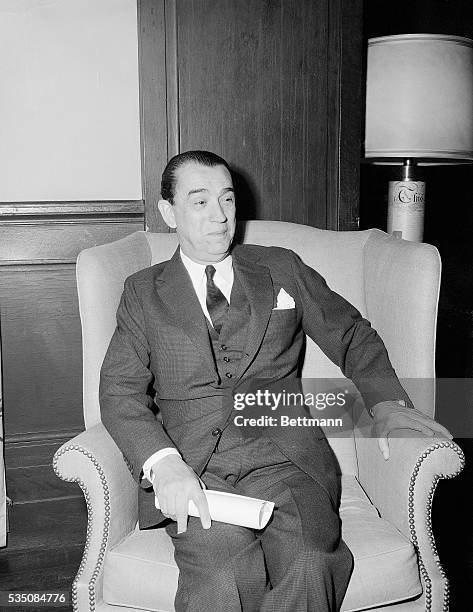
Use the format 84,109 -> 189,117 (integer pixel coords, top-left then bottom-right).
0,0 -> 142,202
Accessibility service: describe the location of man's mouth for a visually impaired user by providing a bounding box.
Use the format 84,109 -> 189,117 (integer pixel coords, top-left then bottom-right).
207,229 -> 227,236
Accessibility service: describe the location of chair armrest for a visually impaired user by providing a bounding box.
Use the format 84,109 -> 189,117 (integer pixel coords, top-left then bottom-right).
53,423 -> 138,611
356,431 -> 464,610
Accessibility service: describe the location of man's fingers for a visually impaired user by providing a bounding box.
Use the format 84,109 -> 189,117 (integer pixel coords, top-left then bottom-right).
377,436 -> 389,460
194,490 -> 211,530
385,412 -> 454,440
176,512 -> 188,534
153,464 -> 211,532
397,420 -> 450,439
175,495 -> 189,534
157,497 -> 169,516
161,504 -> 176,520
404,412 -> 453,439
374,407 -> 454,461
430,423 -> 453,439
411,422 -> 438,437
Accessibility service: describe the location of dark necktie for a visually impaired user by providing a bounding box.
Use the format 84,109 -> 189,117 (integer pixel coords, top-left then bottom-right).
205,265 -> 229,334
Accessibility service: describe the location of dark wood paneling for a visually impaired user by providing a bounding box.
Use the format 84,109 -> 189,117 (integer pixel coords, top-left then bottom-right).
0,496 -> 86,595
7,465 -> 79,504
5,438 -> 73,469
6,439 -> 80,503
326,0 -> 364,231
139,0 -> 364,232
175,0 -> 328,225
156,0 -> 364,230
0,223 -> 144,265
276,0 -> 329,227
0,203 -> 144,496
0,265 -> 83,438
0,201 -> 144,442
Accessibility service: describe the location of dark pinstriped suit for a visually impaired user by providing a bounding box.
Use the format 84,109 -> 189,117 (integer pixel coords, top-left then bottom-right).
99,243 -> 412,610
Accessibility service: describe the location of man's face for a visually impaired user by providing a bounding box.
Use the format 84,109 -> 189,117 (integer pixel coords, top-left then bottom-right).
159,162 -> 236,263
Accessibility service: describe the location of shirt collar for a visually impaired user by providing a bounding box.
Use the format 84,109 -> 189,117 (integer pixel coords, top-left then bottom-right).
179,249 -> 233,281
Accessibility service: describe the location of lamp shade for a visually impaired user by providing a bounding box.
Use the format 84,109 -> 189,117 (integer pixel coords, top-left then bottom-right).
365,34 -> 473,163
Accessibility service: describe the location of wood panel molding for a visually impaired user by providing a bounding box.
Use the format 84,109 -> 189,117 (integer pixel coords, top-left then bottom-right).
0,201 -> 145,265
138,0 -> 169,232
0,200 -> 144,224
164,0 -> 179,160
5,428 -> 83,445
0,225 -> 145,266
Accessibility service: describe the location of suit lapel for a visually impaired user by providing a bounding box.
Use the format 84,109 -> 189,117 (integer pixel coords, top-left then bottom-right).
232,247 -> 274,382
155,248 -> 217,380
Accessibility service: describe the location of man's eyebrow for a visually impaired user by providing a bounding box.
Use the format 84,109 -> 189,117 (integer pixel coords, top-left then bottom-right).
186,187 -> 234,196
187,188 -> 209,196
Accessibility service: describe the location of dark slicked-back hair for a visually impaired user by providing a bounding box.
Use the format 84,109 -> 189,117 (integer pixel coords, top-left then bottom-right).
161,150 -> 231,204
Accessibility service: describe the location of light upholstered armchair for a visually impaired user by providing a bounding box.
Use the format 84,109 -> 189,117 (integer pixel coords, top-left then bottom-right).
54,221 -> 464,612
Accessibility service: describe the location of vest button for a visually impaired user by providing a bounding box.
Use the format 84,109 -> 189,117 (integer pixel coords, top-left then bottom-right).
225,372 -> 233,378
211,428 -> 222,437
221,344 -> 227,350
223,356 -> 230,362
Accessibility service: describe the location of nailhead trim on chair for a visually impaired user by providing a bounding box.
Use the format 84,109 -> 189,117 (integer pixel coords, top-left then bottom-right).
53,444 -> 111,612
407,441 -> 465,612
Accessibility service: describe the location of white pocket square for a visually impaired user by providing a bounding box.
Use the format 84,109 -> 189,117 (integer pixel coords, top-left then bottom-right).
273,288 -> 295,310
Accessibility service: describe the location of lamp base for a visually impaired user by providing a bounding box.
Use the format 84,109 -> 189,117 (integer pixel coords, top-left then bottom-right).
387,160 -> 425,242
387,180 -> 425,241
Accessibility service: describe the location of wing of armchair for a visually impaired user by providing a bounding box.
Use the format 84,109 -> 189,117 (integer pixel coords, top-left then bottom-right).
54,423 -> 138,612
355,431 -> 464,612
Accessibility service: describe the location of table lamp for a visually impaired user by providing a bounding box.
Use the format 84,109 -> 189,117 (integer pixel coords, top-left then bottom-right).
364,34 -> 473,242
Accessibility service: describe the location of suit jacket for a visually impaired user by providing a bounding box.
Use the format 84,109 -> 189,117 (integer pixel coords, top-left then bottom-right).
99,244 -> 412,529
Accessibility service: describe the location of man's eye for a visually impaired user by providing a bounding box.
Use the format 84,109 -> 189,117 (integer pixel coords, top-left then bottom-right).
194,200 -> 206,207
223,197 -> 234,204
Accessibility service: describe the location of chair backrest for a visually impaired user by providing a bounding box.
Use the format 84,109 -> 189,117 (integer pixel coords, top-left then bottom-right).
77,220 -> 440,475
77,231 -> 155,428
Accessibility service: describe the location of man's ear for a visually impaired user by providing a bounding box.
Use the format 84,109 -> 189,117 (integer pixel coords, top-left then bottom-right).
158,199 -> 177,229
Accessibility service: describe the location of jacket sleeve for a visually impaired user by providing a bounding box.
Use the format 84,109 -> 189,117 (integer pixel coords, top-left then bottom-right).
289,250 -> 414,411
99,276 -> 177,488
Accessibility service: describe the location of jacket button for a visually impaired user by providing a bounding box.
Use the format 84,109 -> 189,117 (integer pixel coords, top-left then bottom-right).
211,428 -> 222,437
225,372 -> 233,378
223,356 -> 230,362
221,344 -> 227,350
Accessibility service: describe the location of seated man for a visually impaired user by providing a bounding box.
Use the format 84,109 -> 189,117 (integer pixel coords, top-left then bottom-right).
99,150 -> 450,612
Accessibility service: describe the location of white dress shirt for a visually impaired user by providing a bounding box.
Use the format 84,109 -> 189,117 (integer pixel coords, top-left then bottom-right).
142,249 -> 234,485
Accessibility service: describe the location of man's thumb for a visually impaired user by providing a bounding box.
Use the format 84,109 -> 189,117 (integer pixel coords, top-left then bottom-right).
378,436 -> 390,460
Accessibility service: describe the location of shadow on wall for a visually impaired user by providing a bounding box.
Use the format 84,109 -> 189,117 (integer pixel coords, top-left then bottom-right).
232,167 -> 259,223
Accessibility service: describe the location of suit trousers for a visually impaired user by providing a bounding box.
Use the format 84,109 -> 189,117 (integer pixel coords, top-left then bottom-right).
165,423 -> 353,612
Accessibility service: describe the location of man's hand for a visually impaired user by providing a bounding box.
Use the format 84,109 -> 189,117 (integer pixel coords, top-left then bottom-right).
371,400 -> 453,460
152,455 -> 211,534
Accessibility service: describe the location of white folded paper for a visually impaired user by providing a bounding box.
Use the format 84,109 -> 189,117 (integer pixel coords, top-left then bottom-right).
155,489 -> 275,529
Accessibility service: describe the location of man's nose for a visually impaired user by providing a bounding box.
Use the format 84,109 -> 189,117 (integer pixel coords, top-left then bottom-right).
210,200 -> 227,222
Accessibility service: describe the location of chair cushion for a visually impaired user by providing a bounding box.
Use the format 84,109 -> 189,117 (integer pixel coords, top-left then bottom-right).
339,476 -> 421,611
103,476 -> 421,612
103,526 -> 178,612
